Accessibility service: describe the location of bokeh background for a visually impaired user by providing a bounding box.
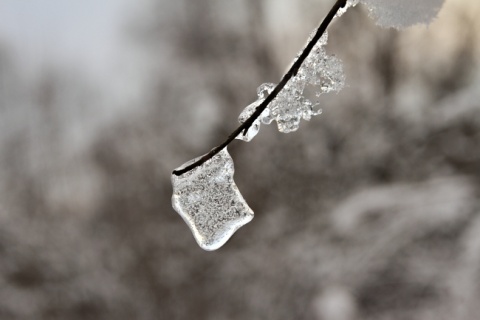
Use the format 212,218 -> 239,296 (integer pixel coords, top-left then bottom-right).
0,0 -> 479,319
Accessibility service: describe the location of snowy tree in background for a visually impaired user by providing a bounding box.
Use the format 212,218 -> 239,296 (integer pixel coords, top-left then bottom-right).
172,0 -> 446,250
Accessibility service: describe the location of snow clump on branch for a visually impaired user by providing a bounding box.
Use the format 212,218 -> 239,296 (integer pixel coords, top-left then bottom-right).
361,0 -> 446,29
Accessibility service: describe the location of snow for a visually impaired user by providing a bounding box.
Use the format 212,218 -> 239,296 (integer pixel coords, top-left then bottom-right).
171,148 -> 254,251
360,0 -> 446,28
337,0 -> 360,17
337,0 -> 446,28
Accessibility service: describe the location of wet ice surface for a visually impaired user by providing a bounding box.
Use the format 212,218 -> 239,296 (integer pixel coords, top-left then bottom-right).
236,98 -> 270,142
171,148 -> 254,251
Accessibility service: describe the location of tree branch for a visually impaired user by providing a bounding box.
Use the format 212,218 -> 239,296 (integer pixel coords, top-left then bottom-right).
173,0 -> 347,176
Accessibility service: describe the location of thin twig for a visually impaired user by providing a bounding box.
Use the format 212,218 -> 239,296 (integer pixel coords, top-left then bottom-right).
173,0 -> 347,176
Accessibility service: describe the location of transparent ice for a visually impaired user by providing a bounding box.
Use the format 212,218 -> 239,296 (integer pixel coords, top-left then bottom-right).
236,83 -> 276,142
171,148 -> 254,251
256,83 -> 275,125
236,98 -> 270,142
238,32 -> 342,135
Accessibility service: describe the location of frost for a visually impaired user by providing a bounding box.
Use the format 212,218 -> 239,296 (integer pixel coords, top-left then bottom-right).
171,148 -> 254,251
360,0 -> 446,28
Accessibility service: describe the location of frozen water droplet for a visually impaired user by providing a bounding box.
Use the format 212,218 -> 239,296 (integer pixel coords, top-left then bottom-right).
261,110 -> 273,125
314,108 -> 323,116
257,83 -> 276,99
236,99 -> 270,142
171,148 -> 254,251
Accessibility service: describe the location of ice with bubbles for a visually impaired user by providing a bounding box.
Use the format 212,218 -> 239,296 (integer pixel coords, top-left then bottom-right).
237,32 -> 343,136
268,32 -> 342,133
171,148 -> 254,251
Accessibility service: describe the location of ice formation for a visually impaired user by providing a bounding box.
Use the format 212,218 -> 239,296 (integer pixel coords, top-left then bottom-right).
234,0 -> 446,139
336,0 -> 360,17
360,0 -> 446,28
171,0 -> 447,251
236,98 -> 271,142
171,148 -> 254,251
270,32 -> 343,133
237,32 -> 343,136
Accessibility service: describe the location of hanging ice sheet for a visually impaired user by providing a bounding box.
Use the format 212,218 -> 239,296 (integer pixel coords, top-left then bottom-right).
171,148 -> 254,251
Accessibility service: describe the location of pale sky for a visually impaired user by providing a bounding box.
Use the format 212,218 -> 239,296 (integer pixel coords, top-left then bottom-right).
0,0 -> 131,76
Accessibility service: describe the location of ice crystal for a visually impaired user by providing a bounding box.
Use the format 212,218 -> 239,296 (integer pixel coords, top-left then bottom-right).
171,148 -> 254,251
257,83 -> 276,101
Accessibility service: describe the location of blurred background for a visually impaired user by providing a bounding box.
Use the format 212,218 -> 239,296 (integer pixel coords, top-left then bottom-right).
0,0 -> 479,319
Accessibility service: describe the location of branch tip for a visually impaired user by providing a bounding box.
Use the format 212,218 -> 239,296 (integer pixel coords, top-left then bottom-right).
174,0 -> 346,176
